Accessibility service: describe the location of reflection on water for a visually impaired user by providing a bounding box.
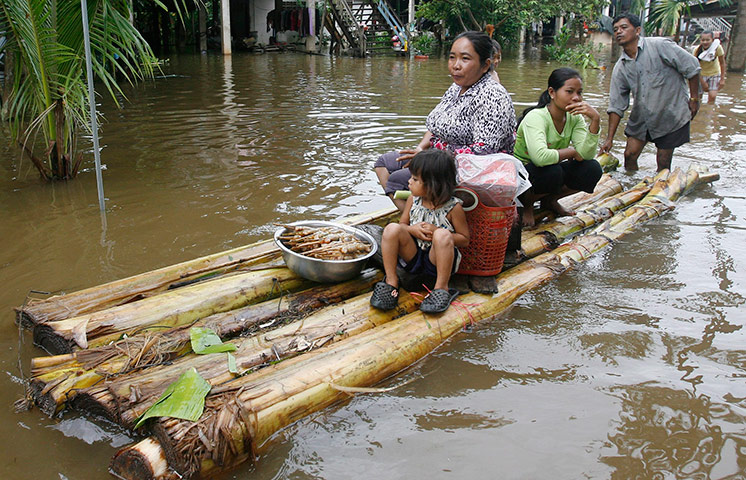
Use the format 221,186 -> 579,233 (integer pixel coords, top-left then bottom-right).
603,384 -> 746,479
0,49 -> 744,479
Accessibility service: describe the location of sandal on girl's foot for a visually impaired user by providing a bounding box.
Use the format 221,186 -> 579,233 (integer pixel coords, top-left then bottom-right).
419,288 -> 460,313
370,281 -> 399,310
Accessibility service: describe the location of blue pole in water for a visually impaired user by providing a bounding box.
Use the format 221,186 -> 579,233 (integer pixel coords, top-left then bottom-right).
81,0 -> 106,212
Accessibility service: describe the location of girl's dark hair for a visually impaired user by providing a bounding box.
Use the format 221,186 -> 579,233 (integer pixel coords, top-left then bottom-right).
517,67 -> 582,125
408,149 -> 457,207
453,31 -> 494,67
490,39 -> 502,70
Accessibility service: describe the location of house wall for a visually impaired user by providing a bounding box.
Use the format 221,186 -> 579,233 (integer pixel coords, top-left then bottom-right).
251,0 -> 275,45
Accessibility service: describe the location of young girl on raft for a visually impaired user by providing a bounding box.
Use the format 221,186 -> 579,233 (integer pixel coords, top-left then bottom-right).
513,67 -> 602,227
370,150 -> 469,313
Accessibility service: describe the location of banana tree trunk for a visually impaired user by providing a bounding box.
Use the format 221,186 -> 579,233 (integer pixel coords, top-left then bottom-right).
521,172 -> 662,257
73,287 -> 421,428
29,270 -> 384,416
32,268 -> 313,354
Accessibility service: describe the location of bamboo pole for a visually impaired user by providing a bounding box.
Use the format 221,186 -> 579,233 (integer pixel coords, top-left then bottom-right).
29,270 -> 384,416
110,165 -> 713,480
72,289 -> 421,428
521,172 -> 664,258
32,268 -> 313,355
16,209 -> 400,327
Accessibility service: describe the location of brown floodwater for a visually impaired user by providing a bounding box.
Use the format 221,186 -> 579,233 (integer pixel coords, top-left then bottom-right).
1,48 -> 745,479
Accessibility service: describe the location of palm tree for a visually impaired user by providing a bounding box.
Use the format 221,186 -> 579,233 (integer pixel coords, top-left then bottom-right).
0,0 -> 160,180
648,0 -> 688,36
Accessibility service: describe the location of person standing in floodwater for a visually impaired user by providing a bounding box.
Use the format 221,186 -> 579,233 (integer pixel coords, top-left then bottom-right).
374,31 -> 515,212
599,13 -> 701,172
693,31 -> 726,104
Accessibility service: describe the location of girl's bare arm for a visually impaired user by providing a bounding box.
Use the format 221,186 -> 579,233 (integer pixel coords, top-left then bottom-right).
448,204 -> 470,248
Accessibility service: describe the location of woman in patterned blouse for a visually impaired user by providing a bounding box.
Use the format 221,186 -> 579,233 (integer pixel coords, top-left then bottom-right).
374,31 -> 517,211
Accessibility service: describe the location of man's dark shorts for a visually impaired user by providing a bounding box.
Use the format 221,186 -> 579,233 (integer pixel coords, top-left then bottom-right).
374,151 -> 411,195
629,122 -> 690,150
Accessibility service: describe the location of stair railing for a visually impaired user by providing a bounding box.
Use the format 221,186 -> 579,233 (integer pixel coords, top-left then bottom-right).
332,0 -> 367,55
375,0 -> 408,46
693,16 -> 732,35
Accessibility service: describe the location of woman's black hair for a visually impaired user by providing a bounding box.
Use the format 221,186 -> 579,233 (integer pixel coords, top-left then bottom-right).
408,149 -> 457,207
517,67 -> 582,125
452,31 -> 494,67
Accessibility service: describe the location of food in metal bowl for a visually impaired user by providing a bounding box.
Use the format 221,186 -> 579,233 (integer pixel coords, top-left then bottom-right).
274,221 -> 378,283
277,224 -> 372,260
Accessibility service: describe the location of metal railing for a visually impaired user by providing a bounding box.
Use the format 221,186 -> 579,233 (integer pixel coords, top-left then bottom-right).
375,0 -> 407,45
691,16 -> 733,37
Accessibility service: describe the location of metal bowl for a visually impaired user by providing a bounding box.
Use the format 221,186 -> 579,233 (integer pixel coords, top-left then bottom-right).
274,221 -> 378,283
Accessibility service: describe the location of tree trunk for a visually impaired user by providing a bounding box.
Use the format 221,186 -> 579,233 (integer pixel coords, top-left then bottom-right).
160,9 -> 171,52
2,50 -> 12,106
727,0 -> 746,72
32,267 -> 313,354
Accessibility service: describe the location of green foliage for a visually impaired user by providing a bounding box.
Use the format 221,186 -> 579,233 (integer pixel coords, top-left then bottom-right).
134,368 -> 211,429
545,25 -> 601,69
412,33 -> 436,55
416,0 -> 606,43
190,326 -> 237,354
0,0 -> 168,180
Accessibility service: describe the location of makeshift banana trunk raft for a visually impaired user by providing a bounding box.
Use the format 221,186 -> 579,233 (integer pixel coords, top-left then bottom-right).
15,159 -> 718,480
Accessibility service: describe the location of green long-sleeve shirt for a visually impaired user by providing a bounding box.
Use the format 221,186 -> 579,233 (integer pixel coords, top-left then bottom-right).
513,107 -> 599,167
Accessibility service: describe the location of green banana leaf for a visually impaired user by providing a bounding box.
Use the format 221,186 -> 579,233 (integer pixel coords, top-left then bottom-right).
227,352 -> 239,374
190,326 -> 237,354
134,367 -> 211,429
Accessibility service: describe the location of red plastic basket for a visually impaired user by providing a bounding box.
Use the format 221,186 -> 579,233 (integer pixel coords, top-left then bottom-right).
456,188 -> 516,276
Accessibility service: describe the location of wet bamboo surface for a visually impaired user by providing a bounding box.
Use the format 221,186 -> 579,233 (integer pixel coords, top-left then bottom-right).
107,165 -> 715,479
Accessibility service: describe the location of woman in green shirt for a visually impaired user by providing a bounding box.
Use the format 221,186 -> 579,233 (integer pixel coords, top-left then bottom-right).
514,68 -> 602,227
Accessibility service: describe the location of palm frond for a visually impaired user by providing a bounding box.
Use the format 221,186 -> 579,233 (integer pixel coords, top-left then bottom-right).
649,0 -> 688,36
1,0 -> 169,178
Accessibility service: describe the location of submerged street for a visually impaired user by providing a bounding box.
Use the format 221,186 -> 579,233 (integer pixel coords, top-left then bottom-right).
0,50 -> 744,478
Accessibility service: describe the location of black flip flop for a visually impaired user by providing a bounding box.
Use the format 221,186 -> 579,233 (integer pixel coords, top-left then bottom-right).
419,288 -> 460,313
370,281 -> 399,310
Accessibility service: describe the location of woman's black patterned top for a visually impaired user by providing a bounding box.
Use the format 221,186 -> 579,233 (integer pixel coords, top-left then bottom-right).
426,73 -> 516,155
